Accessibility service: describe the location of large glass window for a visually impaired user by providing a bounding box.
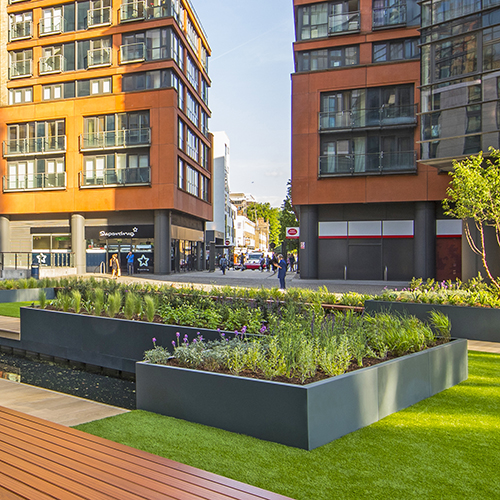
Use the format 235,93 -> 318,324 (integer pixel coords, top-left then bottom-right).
122,69 -> 172,92
372,0 -> 407,28
9,49 -> 32,79
9,11 -> 32,40
6,120 -> 65,155
6,158 -> 65,190
186,165 -> 199,196
121,28 -> 183,65
296,46 -> 359,72
8,87 -> 32,104
186,91 -> 199,125
373,38 -> 419,62
186,56 -> 199,91
186,128 -> 199,161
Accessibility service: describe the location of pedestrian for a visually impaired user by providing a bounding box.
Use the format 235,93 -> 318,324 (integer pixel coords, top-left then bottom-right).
277,254 -> 287,290
239,252 -> 245,271
266,254 -> 270,272
220,255 -> 228,275
288,253 -> 295,272
271,253 -> 277,274
126,251 -> 134,275
110,253 -> 120,279
259,253 -> 265,272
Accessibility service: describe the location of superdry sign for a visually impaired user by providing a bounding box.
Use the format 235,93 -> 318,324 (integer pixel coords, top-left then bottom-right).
86,225 -> 155,240
286,227 -> 300,239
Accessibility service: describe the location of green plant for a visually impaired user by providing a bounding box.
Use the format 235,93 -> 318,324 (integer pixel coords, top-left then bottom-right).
429,310 -> 452,339
38,289 -> 47,309
107,291 -> 122,318
144,295 -> 156,322
124,293 -> 136,320
61,293 -> 72,312
72,290 -> 82,314
94,288 -> 104,316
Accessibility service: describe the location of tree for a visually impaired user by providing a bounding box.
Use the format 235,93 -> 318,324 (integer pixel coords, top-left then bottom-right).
246,202 -> 281,247
279,180 -> 299,252
443,148 -> 500,291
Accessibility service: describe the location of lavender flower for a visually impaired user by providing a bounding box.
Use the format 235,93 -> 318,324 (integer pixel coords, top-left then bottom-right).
176,331 -> 180,338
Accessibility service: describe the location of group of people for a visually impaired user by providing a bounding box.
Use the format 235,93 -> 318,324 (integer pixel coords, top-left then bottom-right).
109,251 -> 135,279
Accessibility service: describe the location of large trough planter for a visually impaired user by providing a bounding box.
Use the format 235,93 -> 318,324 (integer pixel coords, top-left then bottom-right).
136,338 -> 468,450
0,288 -> 54,303
17,308 -> 228,374
365,300 -> 500,342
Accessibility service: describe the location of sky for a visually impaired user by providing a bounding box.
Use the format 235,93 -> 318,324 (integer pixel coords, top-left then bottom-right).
194,1 -> 295,208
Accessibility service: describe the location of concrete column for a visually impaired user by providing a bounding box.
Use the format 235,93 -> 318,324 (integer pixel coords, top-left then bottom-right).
414,202 -> 436,280
299,205 -> 318,279
154,209 -> 171,274
0,216 -> 10,253
71,214 -> 86,274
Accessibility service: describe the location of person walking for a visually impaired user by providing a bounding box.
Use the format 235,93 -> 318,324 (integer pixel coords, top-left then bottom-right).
220,255 -> 228,275
126,251 -> 134,275
110,254 -> 120,279
288,253 -> 295,272
239,252 -> 245,271
277,254 -> 287,290
259,253 -> 265,272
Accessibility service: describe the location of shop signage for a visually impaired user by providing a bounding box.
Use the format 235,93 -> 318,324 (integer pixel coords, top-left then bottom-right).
286,227 -> 300,239
86,225 -> 154,240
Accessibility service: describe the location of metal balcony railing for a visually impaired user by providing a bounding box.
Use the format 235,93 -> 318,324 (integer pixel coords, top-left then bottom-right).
319,104 -> 417,131
79,166 -> 151,187
328,12 -> 360,34
120,42 -> 146,63
88,6 -> 112,26
87,47 -> 112,68
3,172 -> 66,192
120,0 -> 146,21
373,4 -> 407,28
39,54 -> 64,74
9,60 -> 32,79
3,136 -> 67,156
39,16 -> 63,35
319,151 -> 417,176
79,128 -> 151,150
9,21 -> 32,41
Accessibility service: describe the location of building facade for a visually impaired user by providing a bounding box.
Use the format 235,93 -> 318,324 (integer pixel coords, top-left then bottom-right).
0,0 -> 212,275
291,0 -> 495,281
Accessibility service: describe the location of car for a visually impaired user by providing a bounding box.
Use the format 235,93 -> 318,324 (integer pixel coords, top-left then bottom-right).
244,252 -> 265,270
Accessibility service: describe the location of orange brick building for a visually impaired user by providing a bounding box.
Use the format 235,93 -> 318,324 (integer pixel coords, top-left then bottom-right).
292,0 -> 465,281
0,0 -> 211,275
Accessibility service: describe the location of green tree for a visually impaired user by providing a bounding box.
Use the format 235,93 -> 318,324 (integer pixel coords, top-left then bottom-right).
443,148 -> 500,291
279,180 -> 299,252
246,202 -> 281,247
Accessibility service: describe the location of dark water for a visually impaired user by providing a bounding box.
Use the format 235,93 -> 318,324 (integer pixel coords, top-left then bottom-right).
0,352 -> 136,410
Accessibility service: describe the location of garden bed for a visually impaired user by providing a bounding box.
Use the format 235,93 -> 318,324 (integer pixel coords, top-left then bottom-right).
136,338 -> 468,450
365,300 -> 500,342
0,288 -> 54,303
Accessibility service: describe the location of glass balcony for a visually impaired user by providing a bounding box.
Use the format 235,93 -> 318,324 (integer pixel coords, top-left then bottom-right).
319,151 -> 417,176
120,42 -> 146,63
319,104 -> 417,131
80,129 -> 151,150
9,60 -> 32,79
88,6 -> 112,26
80,166 -> 151,187
9,21 -> 32,41
88,47 -> 112,68
3,172 -> 66,191
3,137 -> 67,156
373,4 -> 406,28
39,16 -> 63,35
39,55 -> 64,74
120,0 -> 146,21
328,12 -> 360,34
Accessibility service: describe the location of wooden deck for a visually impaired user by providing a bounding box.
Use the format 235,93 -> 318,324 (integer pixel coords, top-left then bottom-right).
0,406 -> 294,500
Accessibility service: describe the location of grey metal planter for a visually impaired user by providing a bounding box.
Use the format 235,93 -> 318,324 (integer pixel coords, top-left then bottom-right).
0,288 -> 54,303
365,300 -> 500,342
136,338 -> 468,450
17,308 -> 228,373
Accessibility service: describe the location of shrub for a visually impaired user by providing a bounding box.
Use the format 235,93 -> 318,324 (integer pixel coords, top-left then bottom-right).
72,290 -> 82,314
107,291 -> 122,318
38,289 -> 47,309
144,295 -> 156,322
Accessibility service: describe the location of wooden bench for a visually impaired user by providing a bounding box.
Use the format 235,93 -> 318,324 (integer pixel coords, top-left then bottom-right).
0,406 -> 294,500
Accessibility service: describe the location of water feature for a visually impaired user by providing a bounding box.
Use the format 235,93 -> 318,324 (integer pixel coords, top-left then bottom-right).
0,352 -> 136,410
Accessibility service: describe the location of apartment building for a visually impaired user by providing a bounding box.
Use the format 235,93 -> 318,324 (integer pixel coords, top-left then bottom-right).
292,0 -> 483,281
0,0 -> 211,275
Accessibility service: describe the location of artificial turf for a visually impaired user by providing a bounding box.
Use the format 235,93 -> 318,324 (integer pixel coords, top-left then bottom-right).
75,351 -> 500,500
0,301 -> 36,318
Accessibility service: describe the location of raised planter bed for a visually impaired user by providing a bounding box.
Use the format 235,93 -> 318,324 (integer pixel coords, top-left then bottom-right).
15,308 -> 230,374
0,288 -> 54,303
136,338 -> 468,450
365,300 -> 500,342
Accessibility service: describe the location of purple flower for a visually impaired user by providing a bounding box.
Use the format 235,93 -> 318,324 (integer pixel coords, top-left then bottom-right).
241,326 -> 247,334
221,332 -> 225,337
171,340 -> 176,347
152,337 -> 157,343
260,325 -> 267,334
193,339 -> 197,343
176,331 -> 180,338
217,328 -> 221,333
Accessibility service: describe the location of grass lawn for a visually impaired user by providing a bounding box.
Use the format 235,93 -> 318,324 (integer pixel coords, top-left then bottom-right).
0,301 -> 37,318
75,351 -> 500,500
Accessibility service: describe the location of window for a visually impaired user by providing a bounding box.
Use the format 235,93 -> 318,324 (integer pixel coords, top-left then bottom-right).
88,0 -> 111,27
42,82 -> 75,100
186,128 -> 199,161
6,158 -> 65,191
40,46 -> 64,74
484,25 -> 500,71
296,46 -> 359,72
201,78 -> 209,105
40,6 -> 63,35
122,69 -> 173,92
87,38 -> 112,68
9,87 -> 33,104
373,38 -> 419,62
186,165 -> 199,196
186,91 -> 199,125
178,119 -> 185,151
9,12 -> 32,40
121,28 -> 180,64
372,0 -> 407,28
201,111 -> 209,136
178,158 -> 184,189
329,0 -> 360,34
297,3 -> 328,40
434,34 -> 477,82
186,56 -> 199,91
200,175 -> 209,201
173,73 -> 184,110
200,143 -> 209,169
76,78 -> 112,97
9,49 -> 32,78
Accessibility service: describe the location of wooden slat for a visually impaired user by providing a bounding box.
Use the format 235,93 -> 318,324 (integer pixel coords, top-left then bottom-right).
0,406 -> 294,500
